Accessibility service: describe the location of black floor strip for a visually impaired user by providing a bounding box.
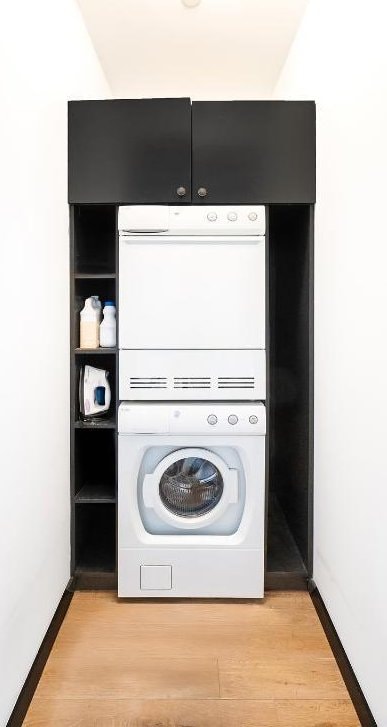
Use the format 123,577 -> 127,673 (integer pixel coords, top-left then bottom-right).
6,589 -> 73,727
310,584 -> 377,727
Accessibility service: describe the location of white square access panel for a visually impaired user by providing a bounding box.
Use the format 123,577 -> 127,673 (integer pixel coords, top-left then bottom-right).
140,564 -> 172,590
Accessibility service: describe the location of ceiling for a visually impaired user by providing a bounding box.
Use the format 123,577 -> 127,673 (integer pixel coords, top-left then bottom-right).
76,0 -> 309,99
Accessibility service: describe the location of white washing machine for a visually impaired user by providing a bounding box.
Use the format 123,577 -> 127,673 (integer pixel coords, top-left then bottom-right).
118,401 -> 266,598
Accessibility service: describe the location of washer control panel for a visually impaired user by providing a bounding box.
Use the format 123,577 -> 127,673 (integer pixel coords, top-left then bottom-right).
119,402 -> 266,435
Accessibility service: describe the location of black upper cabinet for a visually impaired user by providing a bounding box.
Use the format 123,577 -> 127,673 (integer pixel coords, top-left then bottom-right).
69,98 -> 316,205
192,101 -> 316,204
68,98 -> 191,204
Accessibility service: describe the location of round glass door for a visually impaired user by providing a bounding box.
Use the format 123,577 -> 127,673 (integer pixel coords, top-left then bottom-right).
159,456 -> 224,518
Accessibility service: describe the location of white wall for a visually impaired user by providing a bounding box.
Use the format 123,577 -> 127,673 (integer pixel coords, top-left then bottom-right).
76,0 -> 309,99
275,1 -> 387,724
0,1 -> 110,723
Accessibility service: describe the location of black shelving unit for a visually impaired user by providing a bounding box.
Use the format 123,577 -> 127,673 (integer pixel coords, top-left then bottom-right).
70,205 -> 118,589
68,99 -> 315,594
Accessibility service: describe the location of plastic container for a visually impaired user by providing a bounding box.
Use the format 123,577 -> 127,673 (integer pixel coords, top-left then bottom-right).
91,296 -> 102,321
100,301 -> 116,348
80,297 -> 100,349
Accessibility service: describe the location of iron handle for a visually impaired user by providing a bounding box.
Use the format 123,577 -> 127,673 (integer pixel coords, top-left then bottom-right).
176,186 -> 187,197
197,187 -> 208,197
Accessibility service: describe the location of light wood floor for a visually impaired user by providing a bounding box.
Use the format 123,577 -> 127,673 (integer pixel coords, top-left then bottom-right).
24,591 -> 360,726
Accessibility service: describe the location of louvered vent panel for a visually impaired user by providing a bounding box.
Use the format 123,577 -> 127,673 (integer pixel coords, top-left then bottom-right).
129,377 -> 167,389
218,377 -> 255,389
174,377 -> 211,389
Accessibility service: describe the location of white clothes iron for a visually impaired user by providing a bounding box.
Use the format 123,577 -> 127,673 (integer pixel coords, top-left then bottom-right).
79,365 -> 111,418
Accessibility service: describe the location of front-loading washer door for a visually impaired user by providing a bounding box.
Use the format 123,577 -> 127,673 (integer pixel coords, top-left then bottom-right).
142,448 -> 239,532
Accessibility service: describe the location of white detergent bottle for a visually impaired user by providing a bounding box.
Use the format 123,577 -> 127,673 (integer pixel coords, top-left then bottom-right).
91,295 -> 102,321
80,297 -> 100,349
100,301 -> 116,348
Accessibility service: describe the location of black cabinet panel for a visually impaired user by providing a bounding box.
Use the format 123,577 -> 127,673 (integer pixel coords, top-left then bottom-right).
68,98 -> 191,204
192,101 -> 315,204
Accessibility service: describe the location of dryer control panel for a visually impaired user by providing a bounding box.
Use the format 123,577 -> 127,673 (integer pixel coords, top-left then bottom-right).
118,402 -> 266,435
119,205 -> 265,236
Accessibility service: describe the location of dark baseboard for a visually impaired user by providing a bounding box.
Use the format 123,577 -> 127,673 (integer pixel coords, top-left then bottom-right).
6,589 -> 73,727
310,583 -> 377,727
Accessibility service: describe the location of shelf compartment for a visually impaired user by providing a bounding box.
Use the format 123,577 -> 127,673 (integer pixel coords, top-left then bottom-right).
73,205 -> 116,275
74,429 -> 115,498
75,503 -> 116,573
74,352 -> 116,426
74,276 -> 116,349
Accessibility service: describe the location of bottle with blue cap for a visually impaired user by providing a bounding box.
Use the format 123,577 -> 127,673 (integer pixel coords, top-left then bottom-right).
100,301 -> 116,348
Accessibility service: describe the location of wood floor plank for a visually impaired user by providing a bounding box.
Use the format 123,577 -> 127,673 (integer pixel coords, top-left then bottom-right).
24,698 -> 224,727
34,654 -> 219,700
62,591 -> 321,628
219,699 -> 360,726
23,592 -> 359,727
218,657 -> 349,700
24,698 -> 360,727
276,699 -> 361,726
54,621 -> 332,662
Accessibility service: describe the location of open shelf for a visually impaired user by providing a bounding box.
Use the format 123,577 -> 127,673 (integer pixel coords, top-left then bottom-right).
74,273 -> 116,280
74,276 -> 116,349
75,418 -> 116,429
75,348 -> 117,355
75,503 -> 116,573
74,352 -> 116,426
75,484 -> 116,503
266,204 -> 313,587
73,205 -> 116,275
74,429 -> 116,500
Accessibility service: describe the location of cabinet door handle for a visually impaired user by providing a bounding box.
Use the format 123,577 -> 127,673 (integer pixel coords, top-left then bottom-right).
176,186 -> 187,197
197,187 -> 208,197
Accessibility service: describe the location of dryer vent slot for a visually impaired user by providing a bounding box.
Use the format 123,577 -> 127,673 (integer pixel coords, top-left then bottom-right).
174,377 -> 211,389
129,378 -> 167,389
217,377 -> 255,389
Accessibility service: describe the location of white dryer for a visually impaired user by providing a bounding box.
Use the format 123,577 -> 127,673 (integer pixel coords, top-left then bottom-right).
118,402 -> 266,598
118,205 -> 266,401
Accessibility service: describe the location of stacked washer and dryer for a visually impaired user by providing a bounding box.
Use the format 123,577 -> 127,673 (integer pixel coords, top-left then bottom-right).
118,205 -> 266,598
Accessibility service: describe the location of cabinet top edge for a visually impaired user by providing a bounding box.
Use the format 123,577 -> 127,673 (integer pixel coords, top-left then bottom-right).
68,97 -> 191,106
68,98 -> 316,107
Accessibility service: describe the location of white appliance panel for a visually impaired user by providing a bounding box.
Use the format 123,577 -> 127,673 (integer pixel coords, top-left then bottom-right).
119,548 -> 264,598
118,204 -> 265,236
119,234 -> 265,350
118,401 -> 266,435
119,348 -> 266,401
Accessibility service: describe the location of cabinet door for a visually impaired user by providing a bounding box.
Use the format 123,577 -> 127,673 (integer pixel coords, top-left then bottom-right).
192,101 -> 315,204
68,98 -> 191,204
